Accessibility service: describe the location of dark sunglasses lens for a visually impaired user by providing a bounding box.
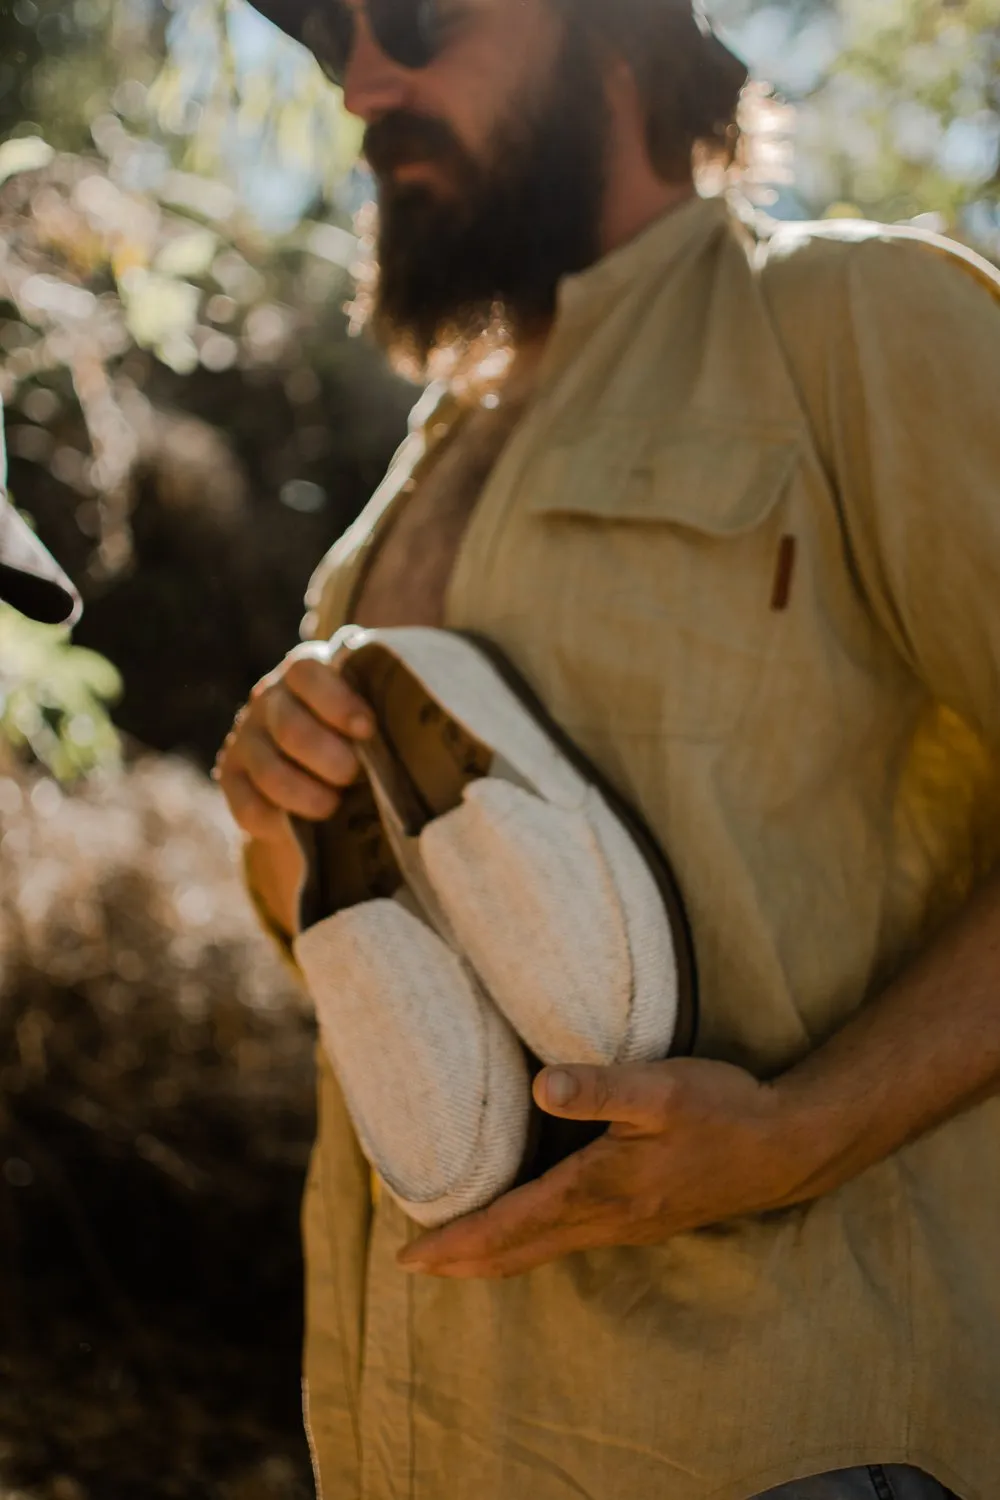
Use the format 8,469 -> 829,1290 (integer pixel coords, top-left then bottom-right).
368,0 -> 437,69
305,0 -> 437,85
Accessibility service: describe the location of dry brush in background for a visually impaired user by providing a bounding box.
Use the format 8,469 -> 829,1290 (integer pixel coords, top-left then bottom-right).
0,755 -> 317,1499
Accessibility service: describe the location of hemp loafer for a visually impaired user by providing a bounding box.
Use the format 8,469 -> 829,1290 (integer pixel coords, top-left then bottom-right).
327,625 -> 697,1068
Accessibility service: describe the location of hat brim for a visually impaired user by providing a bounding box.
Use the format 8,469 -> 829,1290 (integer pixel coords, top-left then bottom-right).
0,497 -> 81,626
245,0 -> 749,77
246,0 -> 313,45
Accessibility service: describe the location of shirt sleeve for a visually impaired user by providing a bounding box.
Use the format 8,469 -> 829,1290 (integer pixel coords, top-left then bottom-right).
766,225 -> 1000,752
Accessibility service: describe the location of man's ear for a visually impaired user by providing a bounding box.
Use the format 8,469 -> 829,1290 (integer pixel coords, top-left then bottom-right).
601,50 -> 637,113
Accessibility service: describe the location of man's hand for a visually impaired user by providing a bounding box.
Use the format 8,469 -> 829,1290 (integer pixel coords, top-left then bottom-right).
215,641 -> 374,841
214,641 -> 374,934
398,867 -> 1000,1281
398,1058 -> 807,1280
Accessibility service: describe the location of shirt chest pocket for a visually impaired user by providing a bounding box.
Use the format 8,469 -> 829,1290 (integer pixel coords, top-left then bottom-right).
513,423 -> 801,743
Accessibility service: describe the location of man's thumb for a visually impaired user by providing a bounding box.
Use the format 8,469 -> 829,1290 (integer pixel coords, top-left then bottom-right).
533,1064 -> 668,1127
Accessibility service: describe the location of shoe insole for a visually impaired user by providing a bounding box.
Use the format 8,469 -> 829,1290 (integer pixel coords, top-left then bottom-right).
309,778 -> 402,921
304,645 -> 490,927
342,644 -> 493,826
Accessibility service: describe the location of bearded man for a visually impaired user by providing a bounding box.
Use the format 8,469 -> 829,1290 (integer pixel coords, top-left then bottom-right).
214,2 -> 1000,1497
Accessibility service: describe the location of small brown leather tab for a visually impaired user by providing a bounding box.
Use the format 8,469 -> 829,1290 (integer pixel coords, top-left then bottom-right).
771,535 -> 797,612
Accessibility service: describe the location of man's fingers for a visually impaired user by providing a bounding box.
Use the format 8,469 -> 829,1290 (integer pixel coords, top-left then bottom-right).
220,769 -> 296,843
263,688 -> 361,787
398,1151 -> 603,1273
399,1176 -> 567,1269
398,1148 -> 635,1278
403,1219 -> 624,1280
216,642 -> 372,833
280,650 -> 374,737
533,1063 -> 676,1130
239,728 -> 341,822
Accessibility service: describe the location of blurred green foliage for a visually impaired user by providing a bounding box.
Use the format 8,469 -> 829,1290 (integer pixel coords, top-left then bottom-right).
721,0 -> 1000,248
0,600 -> 121,779
818,0 -> 999,233
0,0 -> 413,767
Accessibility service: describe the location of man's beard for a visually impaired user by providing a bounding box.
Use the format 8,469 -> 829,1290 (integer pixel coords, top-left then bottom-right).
362,25 -> 609,368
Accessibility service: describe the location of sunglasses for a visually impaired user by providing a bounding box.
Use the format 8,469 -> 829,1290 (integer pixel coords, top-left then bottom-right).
301,0 -> 444,87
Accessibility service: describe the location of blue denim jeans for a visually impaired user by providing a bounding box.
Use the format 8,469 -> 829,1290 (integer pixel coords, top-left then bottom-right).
754,1467 -> 959,1499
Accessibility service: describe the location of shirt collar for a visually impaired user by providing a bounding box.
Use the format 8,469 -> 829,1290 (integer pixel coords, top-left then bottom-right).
554,192 -> 731,331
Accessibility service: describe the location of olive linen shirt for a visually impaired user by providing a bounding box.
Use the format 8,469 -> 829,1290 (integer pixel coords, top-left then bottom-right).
263,195 -> 1000,1500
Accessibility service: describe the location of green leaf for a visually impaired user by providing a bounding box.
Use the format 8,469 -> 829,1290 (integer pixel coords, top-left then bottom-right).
0,604 -> 122,780
0,135 -> 55,187
154,228 -> 219,280
118,269 -> 201,351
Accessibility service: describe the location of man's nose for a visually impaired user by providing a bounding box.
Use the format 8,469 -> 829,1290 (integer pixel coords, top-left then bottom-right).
341,13 -> 414,121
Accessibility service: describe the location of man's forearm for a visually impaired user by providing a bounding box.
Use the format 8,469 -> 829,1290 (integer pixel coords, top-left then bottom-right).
773,871 -> 1000,1205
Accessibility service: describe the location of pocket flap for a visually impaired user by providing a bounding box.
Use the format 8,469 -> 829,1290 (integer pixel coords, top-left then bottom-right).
525,420 -> 801,537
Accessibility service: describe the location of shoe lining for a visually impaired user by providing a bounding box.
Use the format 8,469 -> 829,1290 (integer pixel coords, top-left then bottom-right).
313,778 -> 402,918
343,645 -> 493,827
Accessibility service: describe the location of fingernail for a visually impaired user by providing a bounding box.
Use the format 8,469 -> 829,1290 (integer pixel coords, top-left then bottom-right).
544,1070 -> 579,1108
349,714 -> 373,738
